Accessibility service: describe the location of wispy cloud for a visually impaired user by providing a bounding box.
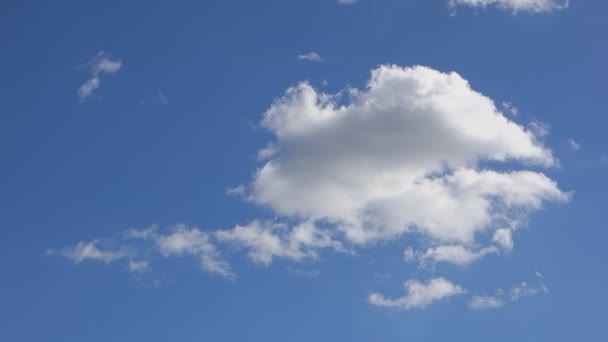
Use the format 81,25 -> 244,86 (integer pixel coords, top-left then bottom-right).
297,51 -> 322,63
141,89 -> 169,106
449,0 -> 569,14
78,51 -> 122,103
568,139 -> 581,152
48,241 -> 128,264
468,294 -> 505,310
337,0 -> 357,5
468,273 -> 549,310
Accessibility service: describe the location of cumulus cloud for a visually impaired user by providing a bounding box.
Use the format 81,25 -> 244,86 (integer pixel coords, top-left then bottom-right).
48,241 -> 128,264
449,0 -> 569,13
297,52 -> 322,63
78,51 -> 122,102
215,221 -> 344,265
157,225 -> 234,278
368,278 -> 466,309
249,65 -> 568,258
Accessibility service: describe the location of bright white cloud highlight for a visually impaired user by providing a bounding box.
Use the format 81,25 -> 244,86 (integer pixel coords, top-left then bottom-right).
157,225 -> 234,278
250,65 -> 569,252
368,278 -> 466,309
78,51 -> 122,102
449,0 -> 569,13
337,0 -> 357,4
215,221 -> 344,265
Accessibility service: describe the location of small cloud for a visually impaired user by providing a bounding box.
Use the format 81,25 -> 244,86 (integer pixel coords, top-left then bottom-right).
528,120 -> 551,138
405,245 -> 498,268
502,101 -> 519,116
567,139 -> 581,152
297,51 -> 322,63
226,184 -> 246,196
337,0 -> 357,4
124,225 -> 158,240
48,241 -> 128,264
368,278 -> 466,310
468,294 -> 505,310
157,225 -> 235,279
78,51 -> 122,103
128,260 -> 150,274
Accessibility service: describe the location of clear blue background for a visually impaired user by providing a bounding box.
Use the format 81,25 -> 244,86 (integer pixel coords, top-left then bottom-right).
1,0 -> 607,341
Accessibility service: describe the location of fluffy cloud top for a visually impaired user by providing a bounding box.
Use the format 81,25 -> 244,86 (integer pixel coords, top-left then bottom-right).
449,0 -> 569,13
251,65 -> 568,250
368,278 -> 466,309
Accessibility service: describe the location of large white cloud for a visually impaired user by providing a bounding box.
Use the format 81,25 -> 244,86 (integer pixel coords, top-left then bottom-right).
449,0 -> 569,13
249,65 -> 569,253
368,278 -> 466,309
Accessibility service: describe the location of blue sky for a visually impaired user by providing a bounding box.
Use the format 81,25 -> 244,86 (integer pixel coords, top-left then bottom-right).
1,0 -> 607,341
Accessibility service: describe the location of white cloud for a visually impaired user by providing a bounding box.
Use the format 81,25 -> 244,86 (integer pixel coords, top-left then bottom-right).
415,245 -> 498,267
468,294 -> 505,309
528,120 -> 551,138
568,139 -> 581,152
128,260 -> 150,274
78,51 -> 122,102
368,278 -> 466,309
297,52 -> 322,63
510,280 -> 548,301
157,225 -> 234,278
502,101 -> 519,116
337,0 -> 357,4
48,241 -> 128,264
215,221 -> 344,265
124,225 -> 158,240
249,65 -> 568,251
449,0 -> 569,13
492,228 -> 514,251
467,273 -> 549,309
78,77 -> 100,102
